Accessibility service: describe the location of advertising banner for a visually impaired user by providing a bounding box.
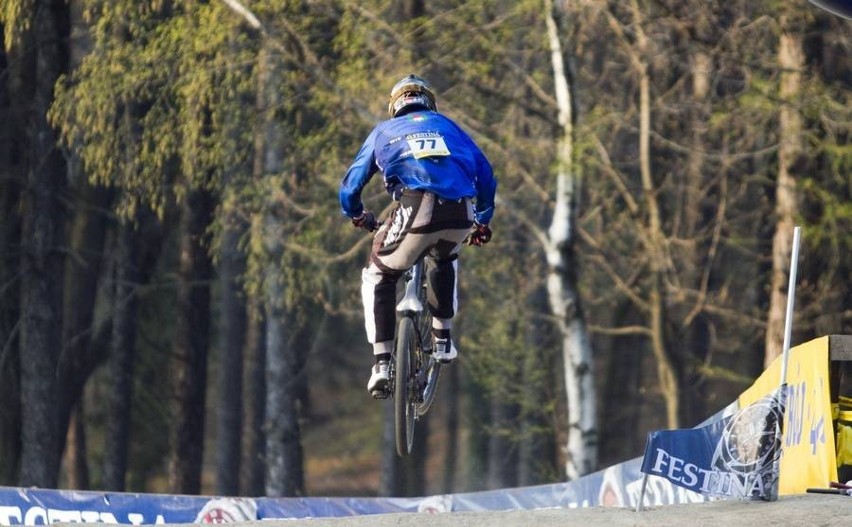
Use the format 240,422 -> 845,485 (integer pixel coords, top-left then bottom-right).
0,460 -> 703,525
640,388 -> 786,500
738,336 -> 837,493
0,335 -> 839,524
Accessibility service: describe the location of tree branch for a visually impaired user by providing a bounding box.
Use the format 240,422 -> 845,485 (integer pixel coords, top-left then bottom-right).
220,0 -> 263,31
588,324 -> 652,337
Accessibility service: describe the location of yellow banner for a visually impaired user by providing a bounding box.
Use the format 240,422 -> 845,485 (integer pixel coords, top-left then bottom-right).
738,336 -> 837,494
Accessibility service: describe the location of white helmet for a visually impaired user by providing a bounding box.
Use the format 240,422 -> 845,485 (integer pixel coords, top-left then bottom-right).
387,74 -> 437,118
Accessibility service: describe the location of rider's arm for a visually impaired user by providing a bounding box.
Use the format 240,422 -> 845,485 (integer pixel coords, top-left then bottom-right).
339,128 -> 380,218
472,149 -> 497,225
445,117 -> 497,225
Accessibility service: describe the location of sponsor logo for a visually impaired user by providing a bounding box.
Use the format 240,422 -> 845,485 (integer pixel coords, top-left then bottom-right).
194,499 -> 257,524
647,391 -> 785,500
416,495 -> 451,513
648,448 -> 770,497
0,506 -> 164,525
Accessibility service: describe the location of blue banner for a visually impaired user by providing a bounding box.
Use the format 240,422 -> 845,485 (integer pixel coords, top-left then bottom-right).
640,387 -> 786,501
0,398 -> 758,524
0,457 -> 707,525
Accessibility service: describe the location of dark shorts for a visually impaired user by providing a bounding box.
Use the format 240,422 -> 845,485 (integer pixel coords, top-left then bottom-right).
370,190 -> 474,272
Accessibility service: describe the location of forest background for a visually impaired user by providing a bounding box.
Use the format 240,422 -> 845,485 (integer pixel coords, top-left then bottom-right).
0,0 -> 849,501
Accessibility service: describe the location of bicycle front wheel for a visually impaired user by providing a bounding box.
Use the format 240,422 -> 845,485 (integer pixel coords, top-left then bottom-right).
394,316 -> 417,457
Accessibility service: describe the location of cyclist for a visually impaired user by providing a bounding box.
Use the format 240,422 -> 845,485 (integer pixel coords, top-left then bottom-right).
339,74 -> 497,396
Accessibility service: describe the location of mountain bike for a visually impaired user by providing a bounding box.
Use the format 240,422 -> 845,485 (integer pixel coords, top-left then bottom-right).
389,258 -> 442,457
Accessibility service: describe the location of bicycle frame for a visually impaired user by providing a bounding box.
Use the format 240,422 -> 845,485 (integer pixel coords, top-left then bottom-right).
397,260 -> 439,398
396,260 -> 425,315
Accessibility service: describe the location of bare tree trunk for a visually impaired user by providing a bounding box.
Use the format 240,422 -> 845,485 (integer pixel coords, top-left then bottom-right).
60,180 -> 112,487
0,20 -> 23,484
679,49 -> 713,426
441,364 -> 460,493
379,401 -> 402,496
214,27 -> 255,495
254,44 -> 304,497
486,398 -> 518,489
765,17 -> 803,368
102,214 -> 163,491
464,372 -> 489,491
264,274 -> 305,496
14,0 -> 69,488
216,207 -> 247,496
393,0 -> 424,19
63,405 -> 89,489
0,326 -> 20,486
518,317 -> 557,486
241,300 -> 266,496
628,0 -> 681,429
101,53 -> 165,486
640,63 -> 680,430
267,298 -> 311,498
102,224 -> 137,491
56,0 -> 106,486
684,51 -> 711,236
401,419 -> 429,496
544,0 -> 597,479
598,304 -> 644,466
168,186 -> 215,494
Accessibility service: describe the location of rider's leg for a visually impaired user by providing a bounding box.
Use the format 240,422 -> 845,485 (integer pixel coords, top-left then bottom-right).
425,244 -> 466,362
362,197 -> 426,394
363,196 -> 424,359
365,191 -> 470,371
362,263 -> 400,394
426,260 -> 458,362
419,196 -> 473,362
425,250 -> 459,328
361,263 -> 400,359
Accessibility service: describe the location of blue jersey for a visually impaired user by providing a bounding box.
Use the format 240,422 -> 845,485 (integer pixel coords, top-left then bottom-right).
339,110 -> 497,225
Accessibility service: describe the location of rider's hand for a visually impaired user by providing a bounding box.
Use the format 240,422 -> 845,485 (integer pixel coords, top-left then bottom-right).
467,222 -> 492,246
352,211 -> 378,232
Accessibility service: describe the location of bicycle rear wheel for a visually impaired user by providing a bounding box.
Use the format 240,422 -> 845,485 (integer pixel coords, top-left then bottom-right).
394,316 -> 417,457
414,307 -> 441,417
412,263 -> 441,417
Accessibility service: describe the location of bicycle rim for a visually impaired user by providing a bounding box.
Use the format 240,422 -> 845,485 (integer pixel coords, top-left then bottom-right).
394,317 -> 416,456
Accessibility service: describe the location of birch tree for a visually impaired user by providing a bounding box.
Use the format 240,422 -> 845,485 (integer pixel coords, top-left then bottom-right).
543,0 -> 597,479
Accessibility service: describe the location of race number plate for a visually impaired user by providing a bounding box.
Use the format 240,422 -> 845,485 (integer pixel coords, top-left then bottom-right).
406,133 -> 450,159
